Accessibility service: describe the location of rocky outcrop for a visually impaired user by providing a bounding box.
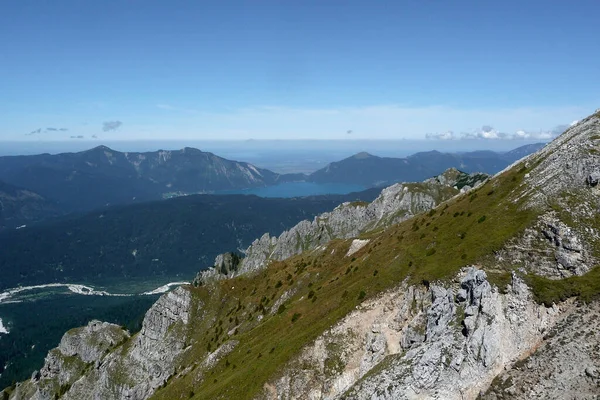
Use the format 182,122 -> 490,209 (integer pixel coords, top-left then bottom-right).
519,113 -> 600,209
496,212 -> 594,278
196,170 -> 488,285
482,302 -> 600,399
56,320 -> 129,364
7,321 -> 129,400
261,268 -> 563,400
193,251 -> 242,284
6,287 -> 193,400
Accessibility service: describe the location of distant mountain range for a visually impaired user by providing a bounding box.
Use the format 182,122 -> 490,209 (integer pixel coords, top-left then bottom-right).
309,143 -> 546,186
0,143 -> 545,219
0,145 -> 291,213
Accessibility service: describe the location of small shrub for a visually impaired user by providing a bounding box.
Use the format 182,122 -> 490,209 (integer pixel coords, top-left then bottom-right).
478,215 -> 487,223
291,313 -> 301,323
373,270 -> 379,276
277,304 -> 286,314
275,280 -> 283,288
358,290 -> 366,301
426,248 -> 436,256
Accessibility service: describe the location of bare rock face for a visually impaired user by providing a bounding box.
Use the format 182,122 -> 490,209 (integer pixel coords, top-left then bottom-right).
482,303 -> 600,400
260,268 -> 563,400
6,287 -> 193,400
197,170 -> 487,284
540,215 -> 589,276
495,212 -> 594,279
7,321 -> 129,400
520,113 -> 600,209
57,320 -> 129,364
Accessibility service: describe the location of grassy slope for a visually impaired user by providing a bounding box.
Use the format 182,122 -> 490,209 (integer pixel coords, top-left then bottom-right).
151,162 -> 549,399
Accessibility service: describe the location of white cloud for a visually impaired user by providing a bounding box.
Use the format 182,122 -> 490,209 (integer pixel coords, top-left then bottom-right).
426,123 -> 573,141
510,124 -> 569,140
426,131 -> 456,140
461,125 -> 509,140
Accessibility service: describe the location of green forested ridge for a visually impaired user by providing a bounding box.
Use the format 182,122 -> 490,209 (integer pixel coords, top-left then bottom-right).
0,181 -> 61,229
0,190 -> 379,290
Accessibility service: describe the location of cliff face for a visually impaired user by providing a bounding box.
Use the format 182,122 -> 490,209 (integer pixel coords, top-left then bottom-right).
7,288 -> 193,400
196,169 -> 487,284
261,268 -> 565,400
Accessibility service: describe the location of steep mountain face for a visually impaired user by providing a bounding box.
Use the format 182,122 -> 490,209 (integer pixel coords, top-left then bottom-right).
0,181 -> 61,229
265,268 -> 564,400
0,146 -> 287,213
0,189 -> 379,290
196,169 -> 487,284
7,289 -> 191,399
5,113 -> 600,400
308,143 -> 544,187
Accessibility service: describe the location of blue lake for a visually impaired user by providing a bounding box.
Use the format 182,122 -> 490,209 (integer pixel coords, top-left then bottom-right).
220,182 -> 366,198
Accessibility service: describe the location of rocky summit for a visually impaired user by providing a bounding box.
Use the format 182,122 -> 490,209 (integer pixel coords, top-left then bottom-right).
4,110 -> 600,400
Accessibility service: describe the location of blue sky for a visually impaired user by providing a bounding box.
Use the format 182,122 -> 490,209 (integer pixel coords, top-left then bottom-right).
1,0 -> 599,142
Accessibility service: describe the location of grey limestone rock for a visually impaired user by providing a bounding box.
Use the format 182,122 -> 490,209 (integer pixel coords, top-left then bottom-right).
198,170 -> 488,284
7,287 -> 193,400
263,267 -> 562,400
519,114 -> 600,208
